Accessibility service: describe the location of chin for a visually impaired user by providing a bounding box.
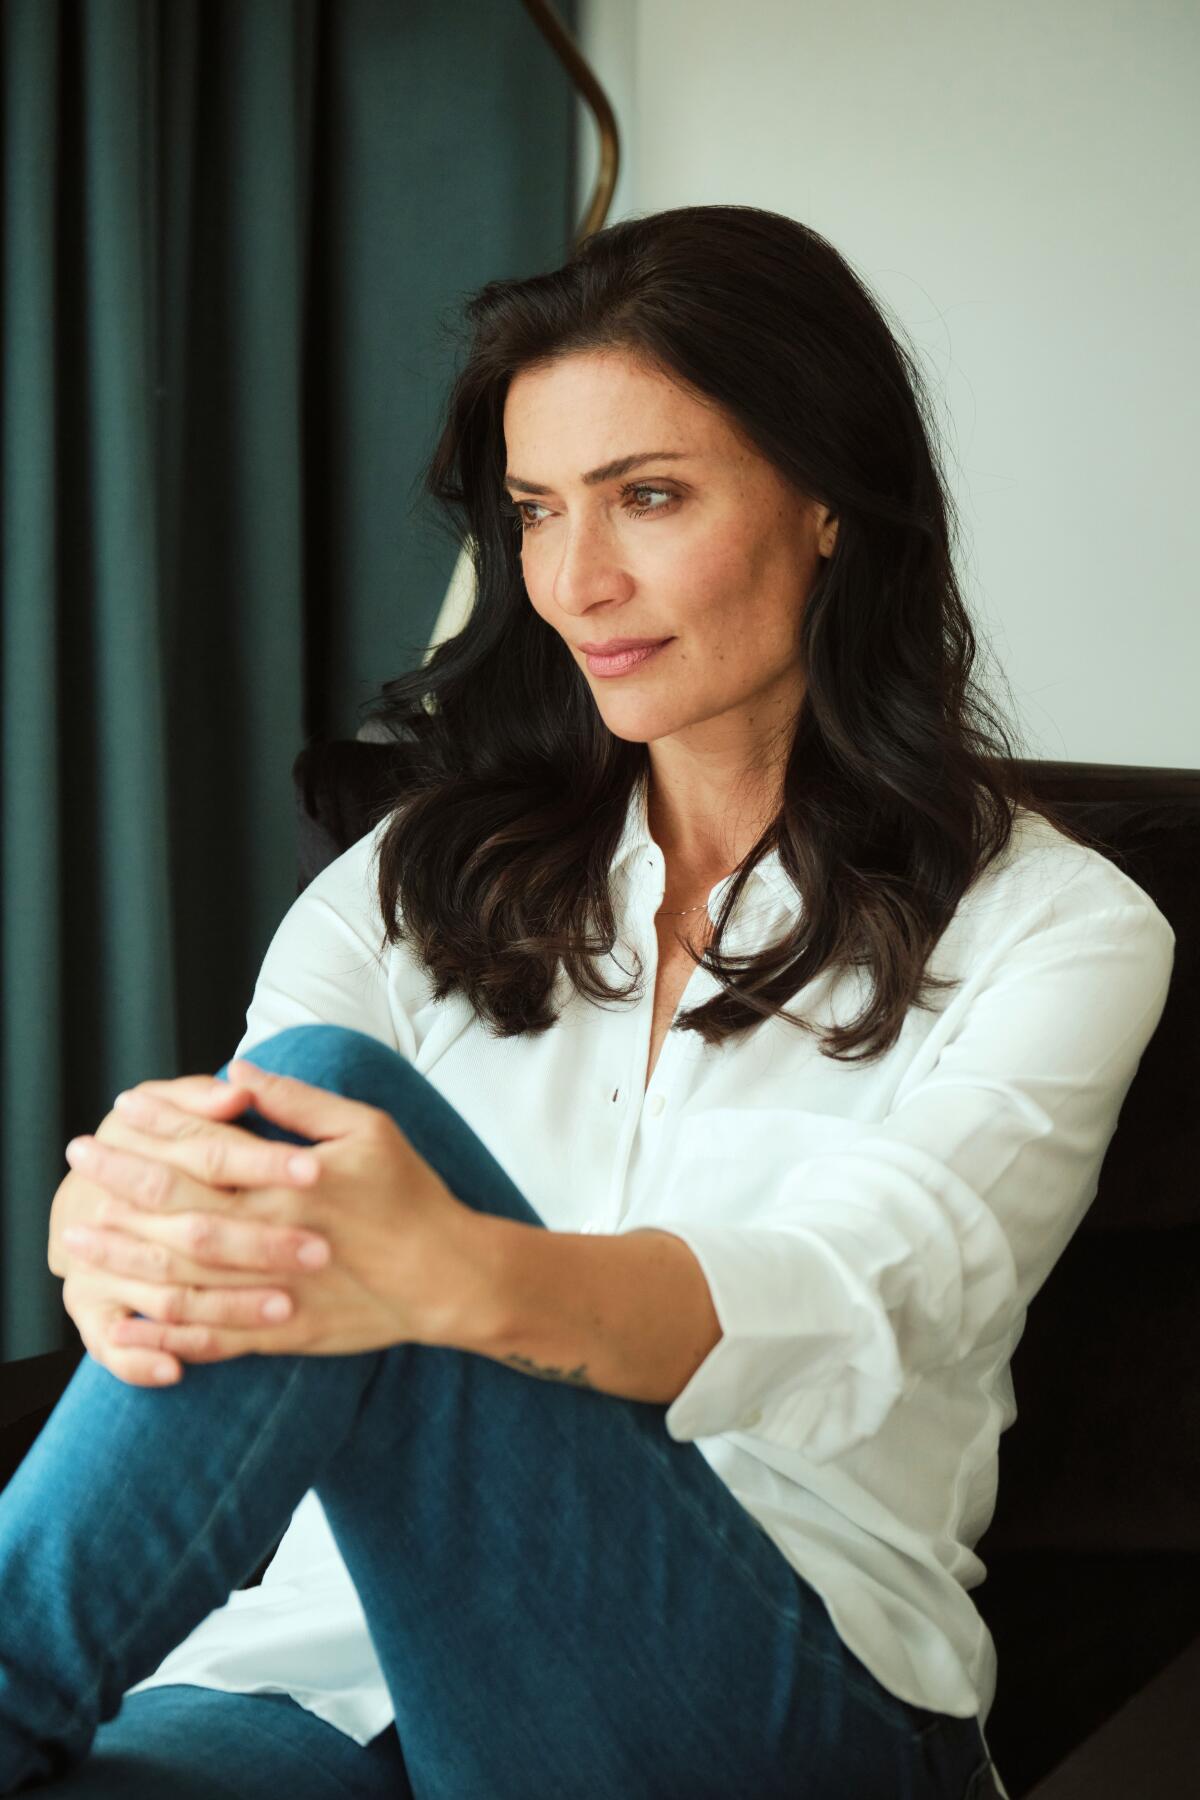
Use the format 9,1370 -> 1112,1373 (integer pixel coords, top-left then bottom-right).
595,705 -> 698,744
595,718 -> 659,745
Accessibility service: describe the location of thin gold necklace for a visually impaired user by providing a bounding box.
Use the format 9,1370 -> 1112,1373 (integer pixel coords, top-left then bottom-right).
658,868 -> 739,916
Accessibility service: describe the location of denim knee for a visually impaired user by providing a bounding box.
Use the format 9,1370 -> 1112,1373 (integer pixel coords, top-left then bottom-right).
219,1023 -> 422,1100
217,1023 -> 541,1226
213,1026 -> 416,1149
219,1024 -> 406,1094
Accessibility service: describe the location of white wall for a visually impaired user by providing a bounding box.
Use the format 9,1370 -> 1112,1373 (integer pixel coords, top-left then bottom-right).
572,0 -> 1198,770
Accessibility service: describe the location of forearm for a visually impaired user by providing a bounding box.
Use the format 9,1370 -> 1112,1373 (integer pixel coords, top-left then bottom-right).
437,1216 -> 723,1404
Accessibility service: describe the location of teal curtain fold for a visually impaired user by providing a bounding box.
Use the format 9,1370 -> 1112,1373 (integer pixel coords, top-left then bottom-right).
0,0 -> 578,1359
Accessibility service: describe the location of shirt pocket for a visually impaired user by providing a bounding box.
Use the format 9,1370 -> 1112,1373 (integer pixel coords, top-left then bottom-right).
660,1106 -> 879,1228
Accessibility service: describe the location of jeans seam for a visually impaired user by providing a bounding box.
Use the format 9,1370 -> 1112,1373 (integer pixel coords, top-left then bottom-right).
625,1419 -> 801,1626
65,1356 -> 314,1737
227,1694 -> 385,1800
624,1413 -> 908,1735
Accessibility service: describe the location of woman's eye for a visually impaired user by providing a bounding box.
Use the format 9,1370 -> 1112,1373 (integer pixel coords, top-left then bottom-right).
508,484 -> 677,534
621,483 -> 676,518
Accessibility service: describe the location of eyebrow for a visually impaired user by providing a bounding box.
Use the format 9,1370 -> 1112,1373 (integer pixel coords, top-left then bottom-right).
502,451 -> 693,496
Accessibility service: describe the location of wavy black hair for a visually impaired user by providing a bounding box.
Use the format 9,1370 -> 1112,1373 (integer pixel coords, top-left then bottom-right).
358,203 -> 1091,1064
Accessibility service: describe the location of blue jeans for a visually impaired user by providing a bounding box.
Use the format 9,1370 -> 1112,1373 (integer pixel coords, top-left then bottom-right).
0,1025 -> 998,1798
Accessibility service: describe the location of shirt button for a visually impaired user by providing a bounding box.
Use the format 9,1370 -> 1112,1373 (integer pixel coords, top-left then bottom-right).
647,1093 -> 666,1118
740,1408 -> 763,1429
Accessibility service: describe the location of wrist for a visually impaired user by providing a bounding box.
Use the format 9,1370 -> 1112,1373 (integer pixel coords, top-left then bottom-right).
418,1207 -> 525,1355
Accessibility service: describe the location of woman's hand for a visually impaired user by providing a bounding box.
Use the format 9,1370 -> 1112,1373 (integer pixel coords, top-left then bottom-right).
57,1061 -> 498,1382
50,1077 -> 312,1388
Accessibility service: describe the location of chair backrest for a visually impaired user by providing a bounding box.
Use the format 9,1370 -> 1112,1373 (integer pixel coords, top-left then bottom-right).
972,763 -> 1198,1560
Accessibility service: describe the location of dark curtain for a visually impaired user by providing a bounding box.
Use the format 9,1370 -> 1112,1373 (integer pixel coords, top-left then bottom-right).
0,0 -> 579,1360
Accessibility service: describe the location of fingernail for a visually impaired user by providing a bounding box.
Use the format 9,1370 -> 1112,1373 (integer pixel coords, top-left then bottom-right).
297,1238 -> 330,1267
262,1295 -> 292,1321
286,1152 -> 319,1181
153,1361 -> 178,1383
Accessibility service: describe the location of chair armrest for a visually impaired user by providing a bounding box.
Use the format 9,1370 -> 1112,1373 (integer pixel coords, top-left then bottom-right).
1024,1632 -> 1200,1798
1,1345 -> 82,1431
1,1345 -> 83,1492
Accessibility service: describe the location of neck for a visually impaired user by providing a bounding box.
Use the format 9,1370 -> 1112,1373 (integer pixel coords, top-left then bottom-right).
646,784 -> 776,885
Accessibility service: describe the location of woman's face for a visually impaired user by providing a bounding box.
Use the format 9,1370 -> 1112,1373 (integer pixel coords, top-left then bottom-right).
503,349 -> 837,757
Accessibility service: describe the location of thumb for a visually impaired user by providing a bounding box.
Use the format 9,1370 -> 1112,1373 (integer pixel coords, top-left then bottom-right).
225,1058 -> 366,1141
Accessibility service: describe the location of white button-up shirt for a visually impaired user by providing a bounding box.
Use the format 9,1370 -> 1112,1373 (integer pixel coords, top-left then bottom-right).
128,780 -> 1175,1777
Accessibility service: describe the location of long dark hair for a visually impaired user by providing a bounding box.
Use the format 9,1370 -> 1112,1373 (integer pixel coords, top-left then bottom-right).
359,203 -> 1089,1064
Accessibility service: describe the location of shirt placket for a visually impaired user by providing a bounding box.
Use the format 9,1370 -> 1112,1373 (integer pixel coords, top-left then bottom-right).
585,847 -> 724,1236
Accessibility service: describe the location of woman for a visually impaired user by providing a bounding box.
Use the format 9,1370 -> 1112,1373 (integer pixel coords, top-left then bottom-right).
0,204 -> 1173,1798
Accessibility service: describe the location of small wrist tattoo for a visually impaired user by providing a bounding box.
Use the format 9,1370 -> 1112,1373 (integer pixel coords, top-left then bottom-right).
504,1353 -> 593,1389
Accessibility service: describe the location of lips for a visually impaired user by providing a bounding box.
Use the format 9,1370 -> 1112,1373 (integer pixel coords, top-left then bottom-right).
583,640 -> 671,678
578,639 -> 669,654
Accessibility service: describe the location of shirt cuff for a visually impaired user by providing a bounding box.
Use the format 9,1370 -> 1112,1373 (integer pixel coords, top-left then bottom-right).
652,1221 -> 906,1462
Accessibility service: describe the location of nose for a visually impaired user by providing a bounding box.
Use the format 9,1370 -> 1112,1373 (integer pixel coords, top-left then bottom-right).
546,511 -> 634,619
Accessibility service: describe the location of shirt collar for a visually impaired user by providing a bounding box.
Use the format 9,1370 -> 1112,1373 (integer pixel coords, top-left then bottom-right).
609,772 -> 797,912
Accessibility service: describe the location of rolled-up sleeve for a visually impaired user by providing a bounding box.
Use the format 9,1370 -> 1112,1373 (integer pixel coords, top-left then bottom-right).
655,893 -> 1175,1462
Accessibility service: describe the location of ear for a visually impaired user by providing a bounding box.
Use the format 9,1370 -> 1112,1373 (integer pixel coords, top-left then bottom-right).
816,507 -> 838,558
